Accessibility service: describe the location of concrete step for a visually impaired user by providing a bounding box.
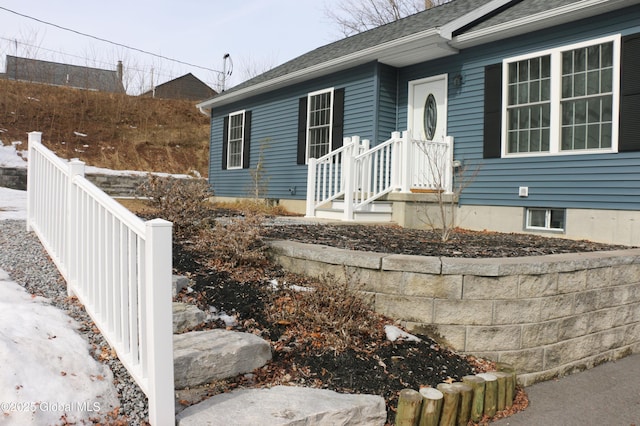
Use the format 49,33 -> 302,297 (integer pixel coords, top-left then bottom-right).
331,199 -> 393,213
315,200 -> 393,222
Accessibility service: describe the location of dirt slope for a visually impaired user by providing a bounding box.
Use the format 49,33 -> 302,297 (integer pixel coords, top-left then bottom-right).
0,78 -> 210,176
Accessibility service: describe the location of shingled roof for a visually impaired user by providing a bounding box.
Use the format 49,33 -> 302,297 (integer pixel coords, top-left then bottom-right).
197,0 -> 634,110
3,55 -> 125,93
141,73 -> 217,101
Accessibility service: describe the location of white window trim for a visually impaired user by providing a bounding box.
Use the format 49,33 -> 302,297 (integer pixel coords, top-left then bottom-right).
501,34 -> 621,158
306,87 -> 334,163
525,207 -> 566,232
227,109 -> 245,170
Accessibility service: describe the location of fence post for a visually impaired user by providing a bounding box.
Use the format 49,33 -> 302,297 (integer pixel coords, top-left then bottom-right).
26,131 -> 42,232
144,218 -> 174,426
66,159 -> 86,297
305,158 -> 317,218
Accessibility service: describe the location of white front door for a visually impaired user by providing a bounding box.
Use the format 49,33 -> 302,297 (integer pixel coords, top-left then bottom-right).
408,75 -> 449,190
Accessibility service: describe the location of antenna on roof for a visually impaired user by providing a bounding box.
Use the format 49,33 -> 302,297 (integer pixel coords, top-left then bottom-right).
221,53 -> 232,92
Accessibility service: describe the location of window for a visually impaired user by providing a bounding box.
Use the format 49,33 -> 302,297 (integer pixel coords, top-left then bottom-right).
503,35 -> 620,156
222,110 -> 251,170
307,89 -> 334,159
526,208 -> 565,231
227,111 -> 245,169
297,88 -> 344,165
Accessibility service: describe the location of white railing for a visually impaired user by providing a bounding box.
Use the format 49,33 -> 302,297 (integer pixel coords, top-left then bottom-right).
305,136 -> 369,218
407,136 -> 453,193
306,130 -> 453,220
26,132 -> 174,426
350,131 -> 404,212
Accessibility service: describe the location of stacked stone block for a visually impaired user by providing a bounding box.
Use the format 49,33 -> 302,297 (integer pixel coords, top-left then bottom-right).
269,240 -> 640,385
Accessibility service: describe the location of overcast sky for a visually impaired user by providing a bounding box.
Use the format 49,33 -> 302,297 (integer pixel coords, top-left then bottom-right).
0,0 -> 345,93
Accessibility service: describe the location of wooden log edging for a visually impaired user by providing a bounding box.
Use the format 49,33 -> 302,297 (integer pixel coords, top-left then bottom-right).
268,240 -> 640,386
395,365 -> 519,426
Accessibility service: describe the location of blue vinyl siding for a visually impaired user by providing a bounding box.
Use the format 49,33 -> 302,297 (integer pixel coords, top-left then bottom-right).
208,4 -> 640,211
209,63 -> 379,200
376,63 -> 400,144
398,5 -> 640,211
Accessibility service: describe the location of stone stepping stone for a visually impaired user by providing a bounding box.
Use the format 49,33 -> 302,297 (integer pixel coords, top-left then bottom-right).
175,385 -> 386,425
174,329 -> 272,389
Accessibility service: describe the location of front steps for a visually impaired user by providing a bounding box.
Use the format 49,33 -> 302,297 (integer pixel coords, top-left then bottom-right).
314,199 -> 393,222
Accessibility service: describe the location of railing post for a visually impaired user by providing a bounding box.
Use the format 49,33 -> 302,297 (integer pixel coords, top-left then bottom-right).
339,137 -> 351,191
66,159 -> 85,297
444,136 -> 454,193
144,218 -> 174,426
343,152 -> 355,221
26,131 -> 42,232
390,132 -> 401,191
400,130 -> 412,193
305,158 -> 317,217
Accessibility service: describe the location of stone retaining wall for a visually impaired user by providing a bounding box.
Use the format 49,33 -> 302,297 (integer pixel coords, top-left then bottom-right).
268,240 -> 640,386
0,166 -> 195,198
85,173 -> 149,197
0,167 -> 27,190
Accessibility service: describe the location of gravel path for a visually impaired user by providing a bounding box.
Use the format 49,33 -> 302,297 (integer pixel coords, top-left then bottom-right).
0,219 -> 149,425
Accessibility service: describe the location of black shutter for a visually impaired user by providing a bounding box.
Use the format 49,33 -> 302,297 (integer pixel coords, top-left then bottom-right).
222,115 -> 229,170
242,111 -> 251,169
483,63 -> 503,159
331,88 -> 345,150
619,33 -> 640,152
297,97 -> 308,165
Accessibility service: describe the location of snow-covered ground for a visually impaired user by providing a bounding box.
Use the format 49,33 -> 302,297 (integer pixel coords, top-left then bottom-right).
0,142 -> 121,424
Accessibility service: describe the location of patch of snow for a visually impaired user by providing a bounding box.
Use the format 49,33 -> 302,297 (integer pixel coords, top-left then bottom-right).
208,306 -> 238,327
384,325 -> 421,343
0,271 -> 119,425
0,188 -> 27,220
0,143 -> 28,168
269,279 -> 313,293
74,132 -> 87,137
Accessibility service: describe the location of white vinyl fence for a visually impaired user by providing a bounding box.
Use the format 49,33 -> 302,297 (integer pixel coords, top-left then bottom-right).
26,132 -> 174,425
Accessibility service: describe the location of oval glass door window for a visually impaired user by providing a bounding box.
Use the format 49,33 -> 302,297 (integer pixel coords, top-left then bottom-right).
423,93 -> 437,140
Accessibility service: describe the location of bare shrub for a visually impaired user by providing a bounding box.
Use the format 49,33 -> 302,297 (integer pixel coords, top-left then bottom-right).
137,174 -> 213,239
415,142 -> 480,242
196,212 -> 268,271
267,273 -> 384,353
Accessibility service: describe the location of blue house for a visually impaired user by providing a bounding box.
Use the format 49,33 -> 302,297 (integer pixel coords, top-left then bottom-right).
197,0 -> 640,246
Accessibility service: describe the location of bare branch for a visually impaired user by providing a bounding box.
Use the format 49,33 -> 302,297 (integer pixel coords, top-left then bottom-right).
324,0 -> 450,36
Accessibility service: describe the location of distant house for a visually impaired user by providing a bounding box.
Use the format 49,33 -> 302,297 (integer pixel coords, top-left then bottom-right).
1,55 -> 125,93
197,0 -> 640,246
142,73 -> 217,101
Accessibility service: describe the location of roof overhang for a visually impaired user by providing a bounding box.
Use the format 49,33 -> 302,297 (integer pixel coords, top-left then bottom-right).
197,30 -> 457,112
197,0 -> 633,112
451,0 -> 640,49
197,0 -> 515,111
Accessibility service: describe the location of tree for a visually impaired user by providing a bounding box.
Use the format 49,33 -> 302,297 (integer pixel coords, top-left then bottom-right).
324,0 -> 450,37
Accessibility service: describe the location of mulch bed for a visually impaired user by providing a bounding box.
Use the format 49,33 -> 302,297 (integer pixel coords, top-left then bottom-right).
172,220 -> 631,424
261,223 -> 630,257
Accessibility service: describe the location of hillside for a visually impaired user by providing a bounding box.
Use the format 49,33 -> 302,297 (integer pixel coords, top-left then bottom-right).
0,79 -> 211,176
